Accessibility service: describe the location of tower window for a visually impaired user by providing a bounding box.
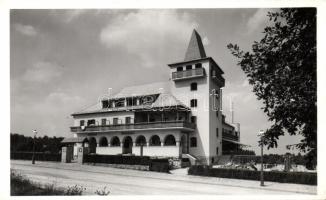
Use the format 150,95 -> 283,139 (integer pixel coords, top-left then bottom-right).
195,63 -> 202,68
177,66 -> 183,71
190,137 -> 197,147
191,116 -> 197,123
216,128 -> 219,137
186,65 -> 192,70
216,147 -> 219,155
190,99 -> 197,107
190,82 -> 197,91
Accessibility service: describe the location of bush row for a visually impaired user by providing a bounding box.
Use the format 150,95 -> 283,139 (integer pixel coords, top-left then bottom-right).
84,154 -> 170,173
188,165 -> 317,185
11,152 -> 61,162
84,154 -> 151,165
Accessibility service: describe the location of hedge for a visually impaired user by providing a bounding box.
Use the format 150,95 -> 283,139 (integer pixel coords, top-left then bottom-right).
84,154 -> 151,165
84,154 -> 170,173
188,165 -> 317,185
11,152 -> 61,162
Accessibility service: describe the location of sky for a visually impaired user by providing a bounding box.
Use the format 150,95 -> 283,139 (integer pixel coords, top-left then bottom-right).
10,9 -> 303,155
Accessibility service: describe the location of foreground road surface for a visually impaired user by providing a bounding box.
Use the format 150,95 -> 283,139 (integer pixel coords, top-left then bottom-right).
11,160 -> 316,195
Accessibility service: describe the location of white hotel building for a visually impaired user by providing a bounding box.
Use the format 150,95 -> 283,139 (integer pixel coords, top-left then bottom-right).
62,30 -> 240,165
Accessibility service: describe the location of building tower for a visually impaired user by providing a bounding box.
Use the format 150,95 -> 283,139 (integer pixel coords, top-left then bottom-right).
168,29 -> 225,165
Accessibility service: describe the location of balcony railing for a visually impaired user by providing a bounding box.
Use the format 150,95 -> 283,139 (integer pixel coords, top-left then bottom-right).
172,68 -> 205,81
71,120 -> 196,133
222,132 -> 239,141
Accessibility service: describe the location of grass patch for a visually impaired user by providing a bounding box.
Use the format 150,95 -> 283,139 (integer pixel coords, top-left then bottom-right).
10,170 -> 84,195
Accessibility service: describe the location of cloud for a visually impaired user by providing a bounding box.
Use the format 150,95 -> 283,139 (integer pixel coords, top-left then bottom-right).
22,61 -> 63,83
14,23 -> 37,36
100,10 -> 198,68
64,10 -> 87,23
246,9 -> 270,34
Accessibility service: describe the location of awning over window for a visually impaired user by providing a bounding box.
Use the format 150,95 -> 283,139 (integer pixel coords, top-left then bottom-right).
222,138 -> 251,147
61,137 -> 87,143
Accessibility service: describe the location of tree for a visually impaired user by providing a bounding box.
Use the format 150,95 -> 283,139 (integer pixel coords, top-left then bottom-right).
227,8 -> 316,168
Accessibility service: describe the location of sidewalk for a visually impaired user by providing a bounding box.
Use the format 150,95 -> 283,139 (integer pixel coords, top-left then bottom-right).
11,160 -> 316,195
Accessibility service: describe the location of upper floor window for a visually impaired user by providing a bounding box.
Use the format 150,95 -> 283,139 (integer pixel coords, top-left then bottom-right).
113,118 -> 118,125
216,128 -> 219,137
102,100 -> 109,108
125,117 -> 131,124
190,137 -> 197,147
191,116 -> 197,123
177,66 -> 183,71
101,118 -> 106,126
195,63 -> 202,68
80,120 -> 85,126
190,82 -> 197,91
190,99 -> 197,107
186,65 -> 192,70
87,119 -> 96,126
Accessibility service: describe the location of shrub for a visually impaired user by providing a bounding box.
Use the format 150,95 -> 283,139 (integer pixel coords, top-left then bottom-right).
188,165 -> 317,185
95,186 -> 110,195
65,185 -> 85,195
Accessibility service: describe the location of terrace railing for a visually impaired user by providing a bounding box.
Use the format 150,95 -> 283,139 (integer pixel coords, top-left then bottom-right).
71,120 -> 196,133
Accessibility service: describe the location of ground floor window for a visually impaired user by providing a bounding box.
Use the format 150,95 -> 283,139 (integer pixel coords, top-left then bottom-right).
164,135 -> 176,146
135,135 -> 146,146
149,135 -> 161,146
190,137 -> 197,147
110,136 -> 120,146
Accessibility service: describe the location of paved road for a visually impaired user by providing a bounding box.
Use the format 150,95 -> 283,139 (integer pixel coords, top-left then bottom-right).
11,160 -> 316,195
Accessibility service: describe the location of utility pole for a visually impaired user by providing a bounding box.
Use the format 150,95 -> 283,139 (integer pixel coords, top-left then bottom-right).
258,130 -> 265,187
32,130 -> 37,164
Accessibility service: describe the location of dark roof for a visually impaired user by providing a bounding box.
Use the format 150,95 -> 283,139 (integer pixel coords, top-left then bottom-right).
184,29 -> 207,61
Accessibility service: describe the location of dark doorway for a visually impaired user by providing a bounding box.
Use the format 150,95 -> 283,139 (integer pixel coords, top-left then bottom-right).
88,137 -> 97,154
123,136 -> 133,154
181,134 -> 188,154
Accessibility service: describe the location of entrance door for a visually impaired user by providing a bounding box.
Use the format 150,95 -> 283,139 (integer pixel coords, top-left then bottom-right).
88,137 -> 97,154
123,136 -> 133,154
181,134 -> 188,154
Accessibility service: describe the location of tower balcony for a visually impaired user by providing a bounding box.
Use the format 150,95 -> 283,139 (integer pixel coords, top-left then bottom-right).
70,120 -> 196,133
172,68 -> 205,81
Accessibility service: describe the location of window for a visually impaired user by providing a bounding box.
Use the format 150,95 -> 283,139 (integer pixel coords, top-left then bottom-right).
191,116 -> 197,123
186,65 -> 192,70
102,100 -> 109,108
113,118 -> 118,125
211,69 -> 216,77
125,117 -> 131,124
190,137 -> 197,147
190,99 -> 197,107
164,135 -> 176,146
216,147 -> 219,155
195,63 -> 202,68
190,82 -> 197,91
87,119 -> 95,126
101,118 -> 106,126
149,135 -> 161,146
110,136 -> 120,146
80,120 -> 85,126
177,66 -> 183,71
216,128 -> 219,137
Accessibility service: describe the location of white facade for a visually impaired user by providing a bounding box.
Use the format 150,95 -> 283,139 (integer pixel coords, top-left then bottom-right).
65,30 -> 239,165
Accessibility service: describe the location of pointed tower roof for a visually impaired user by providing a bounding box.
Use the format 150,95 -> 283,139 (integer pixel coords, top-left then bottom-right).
184,29 -> 207,61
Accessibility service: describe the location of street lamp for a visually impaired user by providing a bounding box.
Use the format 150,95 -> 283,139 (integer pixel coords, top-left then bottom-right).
32,130 -> 37,164
258,129 -> 265,187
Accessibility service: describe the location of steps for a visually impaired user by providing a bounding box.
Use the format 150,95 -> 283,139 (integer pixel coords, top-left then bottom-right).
182,154 -> 198,165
